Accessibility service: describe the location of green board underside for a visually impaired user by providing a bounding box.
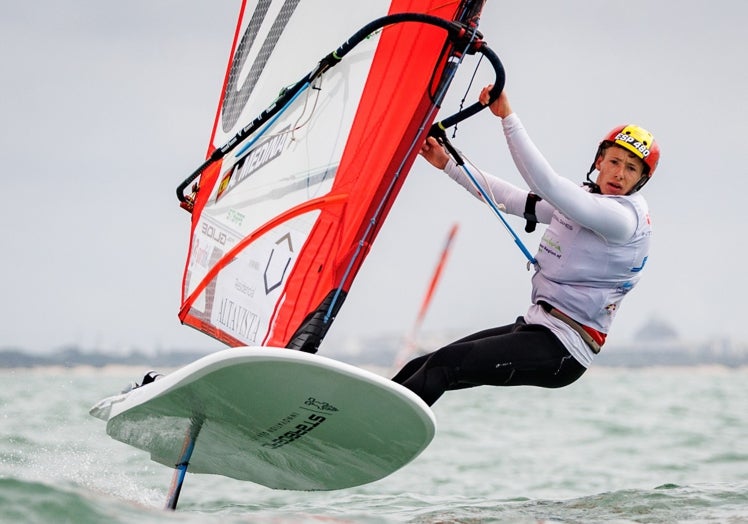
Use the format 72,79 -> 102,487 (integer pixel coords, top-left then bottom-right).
94,347 -> 435,491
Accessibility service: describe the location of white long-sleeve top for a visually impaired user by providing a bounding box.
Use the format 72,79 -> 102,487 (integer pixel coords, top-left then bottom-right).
442,113 -> 652,367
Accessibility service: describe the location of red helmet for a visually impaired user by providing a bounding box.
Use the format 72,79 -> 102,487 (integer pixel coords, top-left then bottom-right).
601,124 -> 660,177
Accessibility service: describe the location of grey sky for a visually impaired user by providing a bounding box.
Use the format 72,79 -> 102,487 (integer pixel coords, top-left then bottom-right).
2,1 -> 746,355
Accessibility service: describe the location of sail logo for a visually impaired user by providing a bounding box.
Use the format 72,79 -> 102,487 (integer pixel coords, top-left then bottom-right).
264,233 -> 294,294
216,129 -> 290,201
190,238 -> 214,269
201,222 -> 228,245
221,0 -> 301,131
216,298 -> 260,342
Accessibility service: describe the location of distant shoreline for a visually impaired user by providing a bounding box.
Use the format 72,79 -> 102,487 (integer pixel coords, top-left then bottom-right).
0,351 -> 748,370
0,347 -> 212,370
0,364 -> 180,375
2,341 -> 747,370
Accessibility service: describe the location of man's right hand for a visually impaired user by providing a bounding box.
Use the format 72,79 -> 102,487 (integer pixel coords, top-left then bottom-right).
420,136 -> 449,169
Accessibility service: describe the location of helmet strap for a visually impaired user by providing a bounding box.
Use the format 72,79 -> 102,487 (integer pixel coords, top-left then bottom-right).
584,144 -> 604,194
626,174 -> 650,195
583,163 -> 602,194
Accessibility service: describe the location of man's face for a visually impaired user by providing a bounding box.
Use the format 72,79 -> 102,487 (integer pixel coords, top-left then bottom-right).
594,145 -> 645,195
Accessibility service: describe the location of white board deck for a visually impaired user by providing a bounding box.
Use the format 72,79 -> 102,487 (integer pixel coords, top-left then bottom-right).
90,346 -> 435,491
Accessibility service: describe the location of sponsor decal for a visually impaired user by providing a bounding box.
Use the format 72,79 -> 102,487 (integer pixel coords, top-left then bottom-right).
556,214 -> 574,231
201,222 -> 228,245
261,413 -> 327,449
630,255 -> 648,273
190,238 -> 210,269
617,281 -> 634,295
304,397 -> 338,412
539,233 -> 562,259
216,129 -> 291,201
256,397 -> 338,449
254,413 -> 300,441
227,208 -> 245,227
190,239 -> 225,271
216,298 -> 260,341
234,279 -> 255,298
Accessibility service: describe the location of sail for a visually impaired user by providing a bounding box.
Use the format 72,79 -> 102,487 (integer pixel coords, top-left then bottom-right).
177,0 -> 496,353
393,223 -> 459,370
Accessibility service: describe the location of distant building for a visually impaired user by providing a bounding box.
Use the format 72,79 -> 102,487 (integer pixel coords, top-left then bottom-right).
634,317 -> 679,342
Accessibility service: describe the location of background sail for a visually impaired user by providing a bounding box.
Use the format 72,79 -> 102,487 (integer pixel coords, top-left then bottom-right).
393,223 -> 459,370
179,0 -> 486,352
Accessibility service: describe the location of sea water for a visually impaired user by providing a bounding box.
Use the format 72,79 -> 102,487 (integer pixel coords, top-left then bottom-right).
1,365 -> 746,523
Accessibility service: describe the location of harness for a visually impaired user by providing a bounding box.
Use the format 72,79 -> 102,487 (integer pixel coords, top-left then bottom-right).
539,300 -> 606,354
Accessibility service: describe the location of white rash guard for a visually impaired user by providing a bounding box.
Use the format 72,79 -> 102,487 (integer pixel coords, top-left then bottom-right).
442,113 -> 652,367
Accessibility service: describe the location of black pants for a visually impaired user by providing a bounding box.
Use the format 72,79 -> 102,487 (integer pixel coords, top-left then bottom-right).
391,317 -> 586,406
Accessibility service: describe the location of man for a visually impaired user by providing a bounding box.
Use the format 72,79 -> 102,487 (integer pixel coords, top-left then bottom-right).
392,87 -> 659,406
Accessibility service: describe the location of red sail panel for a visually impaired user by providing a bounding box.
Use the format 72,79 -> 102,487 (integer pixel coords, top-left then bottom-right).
266,1 -> 464,347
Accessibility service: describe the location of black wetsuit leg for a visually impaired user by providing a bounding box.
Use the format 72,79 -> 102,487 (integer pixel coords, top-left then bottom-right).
390,323 -> 517,385
392,318 -> 586,406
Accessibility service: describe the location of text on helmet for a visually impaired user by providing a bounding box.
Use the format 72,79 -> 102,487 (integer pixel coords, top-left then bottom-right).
614,132 -> 651,158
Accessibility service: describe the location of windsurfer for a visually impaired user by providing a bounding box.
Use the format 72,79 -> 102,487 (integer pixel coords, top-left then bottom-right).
392,87 -> 659,406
